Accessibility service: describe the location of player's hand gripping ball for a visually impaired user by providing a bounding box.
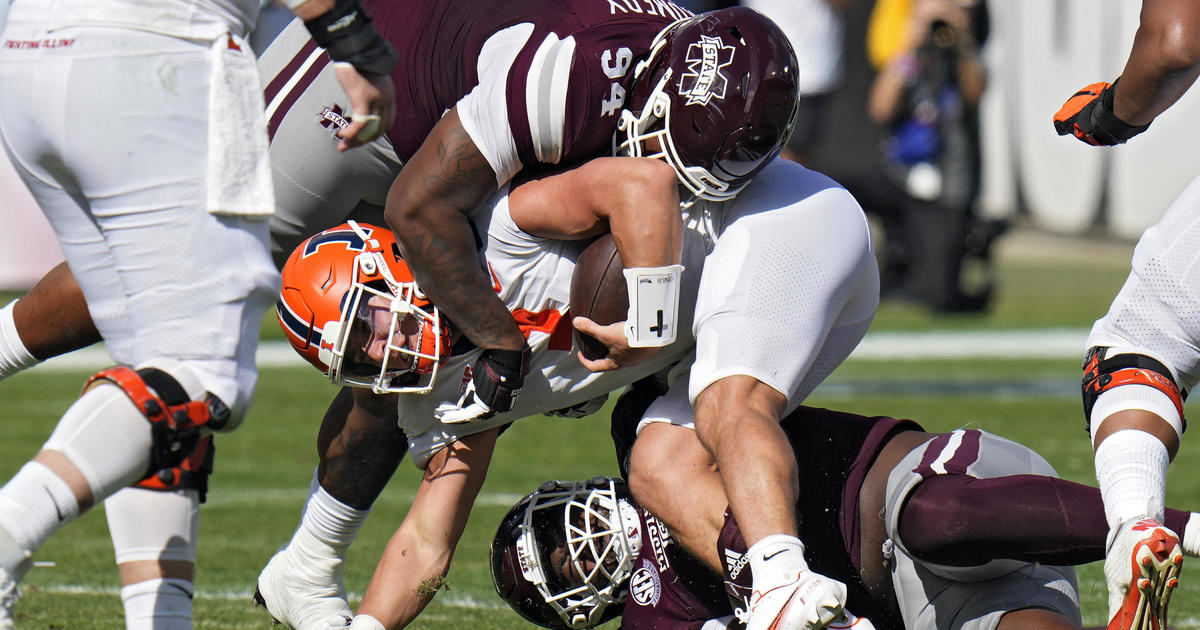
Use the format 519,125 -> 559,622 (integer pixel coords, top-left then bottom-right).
569,234 -> 628,361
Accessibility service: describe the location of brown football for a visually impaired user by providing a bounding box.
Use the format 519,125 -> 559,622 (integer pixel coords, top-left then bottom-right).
570,234 -> 628,361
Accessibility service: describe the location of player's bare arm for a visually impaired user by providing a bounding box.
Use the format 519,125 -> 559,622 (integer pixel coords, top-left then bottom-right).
1055,0 -> 1200,144
512,156 -> 684,372
354,428 -> 502,629
384,109 -> 527,353
509,157 -> 682,263
1113,0 -> 1200,125
12,261 -> 99,361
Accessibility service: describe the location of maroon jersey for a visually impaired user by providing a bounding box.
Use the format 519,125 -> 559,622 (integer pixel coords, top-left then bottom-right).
362,0 -> 691,172
615,407 -> 920,630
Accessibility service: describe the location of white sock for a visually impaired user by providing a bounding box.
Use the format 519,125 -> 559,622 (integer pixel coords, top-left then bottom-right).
1182,513 -> 1200,557
285,469 -> 369,575
299,470 -> 369,554
747,534 -> 808,591
0,461 -> 80,560
120,578 -> 193,630
0,300 -> 37,382
348,614 -> 386,630
1095,429 -> 1169,532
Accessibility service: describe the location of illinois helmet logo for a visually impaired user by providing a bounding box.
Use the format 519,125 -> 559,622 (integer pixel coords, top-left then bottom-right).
678,35 -> 735,106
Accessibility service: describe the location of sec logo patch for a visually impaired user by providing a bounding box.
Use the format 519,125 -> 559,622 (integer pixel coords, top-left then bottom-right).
629,561 -> 661,607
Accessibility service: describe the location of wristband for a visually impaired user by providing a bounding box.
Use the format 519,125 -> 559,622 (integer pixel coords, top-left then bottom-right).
1088,79 -> 1151,145
304,0 -> 398,76
623,265 -> 684,348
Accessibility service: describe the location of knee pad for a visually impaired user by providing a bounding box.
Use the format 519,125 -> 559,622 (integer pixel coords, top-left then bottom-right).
84,366 -> 230,483
1082,347 -> 1187,438
136,435 -> 215,503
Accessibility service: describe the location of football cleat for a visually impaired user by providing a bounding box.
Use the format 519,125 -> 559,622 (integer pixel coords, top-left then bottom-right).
745,569 -> 847,630
254,545 -> 353,630
829,611 -> 877,630
1105,518 -> 1183,630
0,564 -> 22,630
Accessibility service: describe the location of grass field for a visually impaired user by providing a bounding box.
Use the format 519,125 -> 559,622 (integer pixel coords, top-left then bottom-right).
3,229 -> 1199,629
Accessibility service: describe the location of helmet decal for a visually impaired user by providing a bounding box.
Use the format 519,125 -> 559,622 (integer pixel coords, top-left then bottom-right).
301,224 -> 370,257
680,35 -> 734,106
613,7 -> 800,202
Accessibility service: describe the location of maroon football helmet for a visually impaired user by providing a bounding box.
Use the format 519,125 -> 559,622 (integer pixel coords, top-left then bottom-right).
491,478 -> 641,629
614,6 -> 800,202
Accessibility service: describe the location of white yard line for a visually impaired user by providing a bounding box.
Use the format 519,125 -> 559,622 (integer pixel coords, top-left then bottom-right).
28,328 -> 1093,374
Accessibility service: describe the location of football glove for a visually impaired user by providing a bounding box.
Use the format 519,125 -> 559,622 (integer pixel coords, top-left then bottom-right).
435,346 -> 531,424
1053,79 -> 1150,146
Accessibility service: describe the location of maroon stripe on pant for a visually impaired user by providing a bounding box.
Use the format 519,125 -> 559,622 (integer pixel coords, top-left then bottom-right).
263,38 -> 318,104
941,429 -> 982,476
266,45 -> 330,142
914,433 -> 951,477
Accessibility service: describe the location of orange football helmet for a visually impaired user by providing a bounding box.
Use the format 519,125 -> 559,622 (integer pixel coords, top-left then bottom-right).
277,221 -> 451,393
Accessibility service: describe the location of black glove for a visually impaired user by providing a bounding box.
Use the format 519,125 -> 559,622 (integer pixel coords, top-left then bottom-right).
1053,79 -> 1150,146
435,346 -> 531,423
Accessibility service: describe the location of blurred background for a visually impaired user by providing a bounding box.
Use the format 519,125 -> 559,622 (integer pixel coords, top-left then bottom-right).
4,0 -> 1191,316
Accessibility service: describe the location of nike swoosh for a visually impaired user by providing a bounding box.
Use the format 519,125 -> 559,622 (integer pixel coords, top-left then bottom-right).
44,486 -> 65,522
763,548 -> 788,562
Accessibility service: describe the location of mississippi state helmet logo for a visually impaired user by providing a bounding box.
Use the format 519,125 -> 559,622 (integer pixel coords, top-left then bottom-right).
678,35 -> 735,106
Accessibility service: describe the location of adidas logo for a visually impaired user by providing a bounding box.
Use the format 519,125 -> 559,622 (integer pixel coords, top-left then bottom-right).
726,548 -> 749,580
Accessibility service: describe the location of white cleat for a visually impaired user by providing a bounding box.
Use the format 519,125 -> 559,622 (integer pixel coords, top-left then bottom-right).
745,569 -> 847,630
1105,517 -> 1183,630
254,545 -> 353,630
0,560 -> 30,630
0,571 -> 16,630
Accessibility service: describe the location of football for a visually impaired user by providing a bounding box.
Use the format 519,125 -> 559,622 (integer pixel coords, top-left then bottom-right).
570,234 -> 628,361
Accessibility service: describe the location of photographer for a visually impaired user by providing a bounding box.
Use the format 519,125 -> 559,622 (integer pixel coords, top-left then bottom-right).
865,0 -> 1002,313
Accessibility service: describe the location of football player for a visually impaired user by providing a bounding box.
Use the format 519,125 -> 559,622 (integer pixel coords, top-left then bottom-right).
0,4 -> 809,627
0,0 -> 395,627
1053,2 -> 1200,628
261,1 -> 803,425
258,135 -> 876,630
493,380 -> 1200,630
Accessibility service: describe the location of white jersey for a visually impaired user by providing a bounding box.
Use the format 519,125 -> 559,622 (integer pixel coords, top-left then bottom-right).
4,0 -> 258,40
1086,171 -> 1200,391
400,191 -> 708,468
402,159 -> 878,467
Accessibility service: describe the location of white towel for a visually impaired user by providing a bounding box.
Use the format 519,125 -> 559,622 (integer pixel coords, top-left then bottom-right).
206,33 -> 274,217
